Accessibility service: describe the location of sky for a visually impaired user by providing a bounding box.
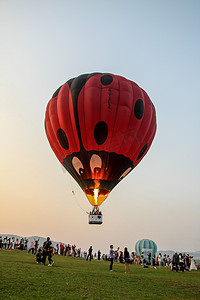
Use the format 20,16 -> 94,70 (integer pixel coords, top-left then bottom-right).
1,0 -> 200,254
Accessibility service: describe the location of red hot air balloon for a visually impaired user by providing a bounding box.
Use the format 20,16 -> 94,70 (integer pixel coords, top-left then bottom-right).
45,73 -> 156,223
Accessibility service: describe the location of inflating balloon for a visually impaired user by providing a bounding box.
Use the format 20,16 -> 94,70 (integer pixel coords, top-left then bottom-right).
45,73 -> 157,223
135,239 -> 157,260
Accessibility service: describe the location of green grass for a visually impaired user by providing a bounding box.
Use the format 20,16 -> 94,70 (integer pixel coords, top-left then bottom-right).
0,250 -> 200,299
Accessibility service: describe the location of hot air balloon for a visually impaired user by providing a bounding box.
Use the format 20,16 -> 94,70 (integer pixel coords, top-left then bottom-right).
135,239 -> 157,262
45,73 -> 156,224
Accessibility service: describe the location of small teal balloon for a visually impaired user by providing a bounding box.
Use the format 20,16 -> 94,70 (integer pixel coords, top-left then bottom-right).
135,239 -> 157,260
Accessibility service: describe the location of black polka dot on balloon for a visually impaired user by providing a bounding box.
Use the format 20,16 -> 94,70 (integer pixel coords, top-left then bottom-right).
137,144 -> 148,160
57,129 -> 69,150
134,99 -> 144,120
101,75 -> 113,85
44,119 -> 47,134
94,121 -> 108,145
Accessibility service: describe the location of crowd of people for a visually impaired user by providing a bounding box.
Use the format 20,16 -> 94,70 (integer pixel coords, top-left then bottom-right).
0,236 -> 198,271
0,236 -> 54,266
0,236 -> 30,251
106,248 -> 198,272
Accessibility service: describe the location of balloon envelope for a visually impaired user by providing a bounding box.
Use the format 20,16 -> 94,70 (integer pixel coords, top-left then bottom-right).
135,239 -> 157,260
45,73 -> 157,207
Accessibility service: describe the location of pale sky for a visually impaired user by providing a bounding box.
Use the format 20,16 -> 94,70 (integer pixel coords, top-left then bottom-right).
1,0 -> 200,254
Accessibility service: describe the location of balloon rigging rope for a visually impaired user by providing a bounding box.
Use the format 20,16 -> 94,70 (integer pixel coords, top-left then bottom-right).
69,176 -> 90,214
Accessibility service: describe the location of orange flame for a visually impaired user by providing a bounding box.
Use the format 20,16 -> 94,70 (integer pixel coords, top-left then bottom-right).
84,180 -> 110,206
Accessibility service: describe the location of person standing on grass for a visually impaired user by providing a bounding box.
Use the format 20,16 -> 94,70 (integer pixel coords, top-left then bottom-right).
152,254 -> 156,269
124,247 -> 130,274
24,238 -> 28,250
109,245 -> 114,271
0,236 -> 3,249
140,252 -> 144,265
42,237 -> 52,265
48,245 -> 54,266
119,251 -> 124,263
172,252 -> 179,272
19,238 -> 24,250
86,246 -> 93,261
186,254 -> 190,269
98,249 -> 101,260
34,239 -> 39,255
27,241 -> 34,254
158,253 -> 162,267
179,253 -> 184,272
148,252 -> 151,264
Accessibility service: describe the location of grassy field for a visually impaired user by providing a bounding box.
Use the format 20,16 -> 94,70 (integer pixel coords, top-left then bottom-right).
0,250 -> 200,299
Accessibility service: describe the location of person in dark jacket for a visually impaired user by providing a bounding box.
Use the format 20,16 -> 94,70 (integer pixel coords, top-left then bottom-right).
42,237 -> 52,265
172,252 -> 179,272
47,245 -> 54,266
35,249 -> 43,263
86,246 -> 93,261
152,254 -> 156,269
98,250 -> 101,260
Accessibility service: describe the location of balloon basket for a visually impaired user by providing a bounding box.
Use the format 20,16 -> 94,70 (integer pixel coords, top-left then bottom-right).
88,206 -> 103,225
